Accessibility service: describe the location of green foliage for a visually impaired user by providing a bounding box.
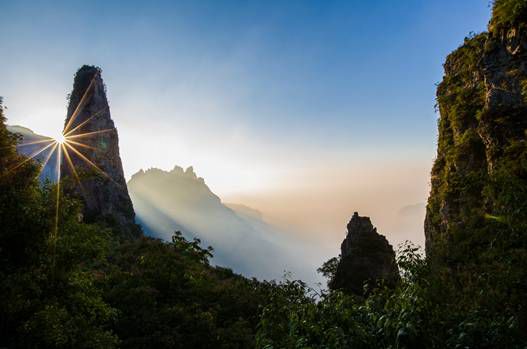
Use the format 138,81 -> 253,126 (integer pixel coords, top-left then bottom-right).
490,0 -> 527,33
425,6 -> 527,344
426,32 -> 490,267
317,256 -> 339,286
1,182 -> 120,348
0,98 -> 48,269
256,243 -> 526,348
68,65 -> 102,107
104,234 -> 269,348
1,186 -> 269,348
0,100 -> 270,348
1,192 -> 269,348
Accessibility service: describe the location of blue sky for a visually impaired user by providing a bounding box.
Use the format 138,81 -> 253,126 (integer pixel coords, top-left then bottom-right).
0,0 -> 491,247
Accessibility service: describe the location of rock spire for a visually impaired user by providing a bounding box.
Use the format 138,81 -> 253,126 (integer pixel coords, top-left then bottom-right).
331,212 -> 399,295
62,65 -> 140,238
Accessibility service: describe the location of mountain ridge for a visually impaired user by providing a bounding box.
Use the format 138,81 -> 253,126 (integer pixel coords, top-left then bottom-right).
6,125 -> 58,182
128,165 -> 321,282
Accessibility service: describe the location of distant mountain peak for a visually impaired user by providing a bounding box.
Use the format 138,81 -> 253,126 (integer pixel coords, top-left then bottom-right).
127,164 -> 311,281
7,125 -> 57,182
184,165 -> 195,176
7,125 -> 42,136
170,165 -> 201,180
132,166 -> 207,187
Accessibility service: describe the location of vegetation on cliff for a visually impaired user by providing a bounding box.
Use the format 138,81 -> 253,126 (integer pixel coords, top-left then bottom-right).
425,0 -> 527,337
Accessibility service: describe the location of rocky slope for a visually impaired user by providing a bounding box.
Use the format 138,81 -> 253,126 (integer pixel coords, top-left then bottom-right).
331,212 -> 399,295
62,66 -> 140,238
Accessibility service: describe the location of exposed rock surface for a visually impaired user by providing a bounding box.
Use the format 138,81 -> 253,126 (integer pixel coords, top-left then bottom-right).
425,2 -> 527,260
331,212 -> 399,295
62,66 -> 140,238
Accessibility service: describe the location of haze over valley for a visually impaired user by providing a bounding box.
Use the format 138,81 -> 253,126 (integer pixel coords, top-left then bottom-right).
9,123 -> 428,284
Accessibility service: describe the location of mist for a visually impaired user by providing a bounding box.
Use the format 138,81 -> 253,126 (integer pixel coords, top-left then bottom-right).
128,166 -> 329,286
224,156 -> 431,255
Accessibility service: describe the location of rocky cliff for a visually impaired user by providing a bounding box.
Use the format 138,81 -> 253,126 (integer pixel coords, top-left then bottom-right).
62,66 -> 140,238
425,1 -> 527,263
331,212 -> 399,295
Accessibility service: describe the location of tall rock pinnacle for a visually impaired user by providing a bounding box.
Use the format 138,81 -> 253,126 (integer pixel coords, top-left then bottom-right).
62,65 -> 140,238
330,212 -> 399,295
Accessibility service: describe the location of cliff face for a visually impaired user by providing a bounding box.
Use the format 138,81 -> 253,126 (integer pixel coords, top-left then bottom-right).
62,66 -> 140,238
425,1 -> 527,262
331,212 -> 399,295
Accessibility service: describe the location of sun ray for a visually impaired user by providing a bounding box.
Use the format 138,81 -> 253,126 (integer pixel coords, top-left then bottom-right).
64,106 -> 109,137
9,141 -> 57,172
61,143 -> 84,191
63,142 -> 110,179
63,73 -> 98,135
14,137 -> 54,147
66,128 -> 114,140
39,142 -> 59,173
52,143 -> 62,239
50,144 -> 62,275
63,142 -> 125,190
66,139 -> 98,151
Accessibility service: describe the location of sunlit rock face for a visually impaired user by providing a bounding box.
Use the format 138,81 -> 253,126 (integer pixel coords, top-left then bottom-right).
425,4 -> 527,261
62,65 -> 140,238
331,212 -> 399,295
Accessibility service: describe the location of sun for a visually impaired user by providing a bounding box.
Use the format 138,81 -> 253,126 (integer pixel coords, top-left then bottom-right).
54,133 -> 66,144
8,73 -> 116,246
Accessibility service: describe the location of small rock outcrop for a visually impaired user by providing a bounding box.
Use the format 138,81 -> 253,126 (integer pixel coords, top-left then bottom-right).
330,212 -> 399,295
62,66 -> 140,238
